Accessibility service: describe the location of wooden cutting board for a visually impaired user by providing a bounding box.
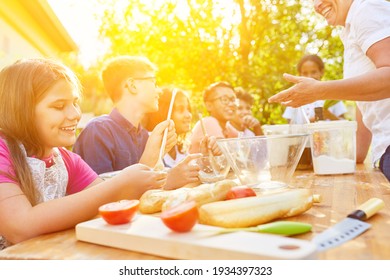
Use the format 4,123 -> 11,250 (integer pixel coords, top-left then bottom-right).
76,215 -> 317,260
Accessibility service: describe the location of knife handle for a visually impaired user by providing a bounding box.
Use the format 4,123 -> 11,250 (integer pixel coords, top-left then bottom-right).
257,221 -> 312,236
347,198 -> 385,220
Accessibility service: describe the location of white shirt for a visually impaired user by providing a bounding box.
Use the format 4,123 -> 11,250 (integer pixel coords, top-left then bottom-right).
340,0 -> 390,162
225,122 -> 255,137
163,145 -> 187,168
283,101 -> 347,124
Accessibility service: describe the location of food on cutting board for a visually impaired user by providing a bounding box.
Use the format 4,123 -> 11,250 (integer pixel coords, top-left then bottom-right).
225,186 -> 256,200
161,179 -> 237,211
199,188 -> 320,228
139,179 -> 237,214
99,200 -> 139,225
160,200 -> 199,232
139,189 -> 176,214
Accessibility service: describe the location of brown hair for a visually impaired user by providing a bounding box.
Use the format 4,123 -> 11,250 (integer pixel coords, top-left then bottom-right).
234,87 -> 254,106
0,58 -> 80,205
101,56 -> 157,103
297,54 -> 324,74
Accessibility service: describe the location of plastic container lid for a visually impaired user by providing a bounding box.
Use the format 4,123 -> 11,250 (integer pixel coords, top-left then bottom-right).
262,124 -> 308,135
306,120 -> 357,132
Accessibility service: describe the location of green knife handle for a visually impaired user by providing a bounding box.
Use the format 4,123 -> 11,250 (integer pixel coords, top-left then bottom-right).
218,221 -> 312,236
347,198 -> 385,220
257,221 -> 312,236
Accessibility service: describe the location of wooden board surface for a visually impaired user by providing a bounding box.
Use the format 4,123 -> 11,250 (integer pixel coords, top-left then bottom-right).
76,214 -> 317,260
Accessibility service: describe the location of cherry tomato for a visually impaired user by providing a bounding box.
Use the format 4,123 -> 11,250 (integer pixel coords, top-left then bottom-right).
225,186 -> 256,200
99,200 -> 139,225
160,200 -> 198,232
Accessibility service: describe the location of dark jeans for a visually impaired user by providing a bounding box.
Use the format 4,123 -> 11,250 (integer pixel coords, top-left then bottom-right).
379,145 -> 390,182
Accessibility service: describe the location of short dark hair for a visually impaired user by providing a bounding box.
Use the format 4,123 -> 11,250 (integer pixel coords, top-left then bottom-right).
234,87 -> 254,106
297,54 -> 324,74
203,81 -> 234,103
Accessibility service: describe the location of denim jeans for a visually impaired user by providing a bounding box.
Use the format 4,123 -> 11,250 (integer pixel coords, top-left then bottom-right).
379,145 -> 390,182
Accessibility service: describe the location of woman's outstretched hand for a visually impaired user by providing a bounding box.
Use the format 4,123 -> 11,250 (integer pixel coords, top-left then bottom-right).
268,73 -> 323,107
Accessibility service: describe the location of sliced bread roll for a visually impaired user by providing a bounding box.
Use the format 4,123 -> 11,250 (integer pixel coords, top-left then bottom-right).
199,188 -> 316,228
161,179 -> 237,211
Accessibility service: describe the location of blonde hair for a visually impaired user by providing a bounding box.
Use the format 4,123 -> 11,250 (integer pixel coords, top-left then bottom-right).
0,58 -> 80,205
101,55 -> 157,103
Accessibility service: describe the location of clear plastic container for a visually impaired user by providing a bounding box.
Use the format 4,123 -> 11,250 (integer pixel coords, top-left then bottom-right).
306,120 -> 357,175
262,124 -> 312,170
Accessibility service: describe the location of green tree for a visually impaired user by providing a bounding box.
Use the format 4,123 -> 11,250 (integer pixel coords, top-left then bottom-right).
75,0 -> 345,125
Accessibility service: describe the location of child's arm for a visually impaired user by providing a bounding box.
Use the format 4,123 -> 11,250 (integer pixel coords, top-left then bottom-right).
140,120 -> 177,167
243,115 -> 263,135
0,164 -> 166,245
164,153 -> 202,190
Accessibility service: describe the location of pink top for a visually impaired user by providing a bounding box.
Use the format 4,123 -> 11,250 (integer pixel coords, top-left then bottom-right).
189,116 -> 239,153
0,138 -> 98,195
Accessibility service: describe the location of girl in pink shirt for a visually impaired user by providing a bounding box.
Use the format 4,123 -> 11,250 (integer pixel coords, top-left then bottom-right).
0,58 -> 167,249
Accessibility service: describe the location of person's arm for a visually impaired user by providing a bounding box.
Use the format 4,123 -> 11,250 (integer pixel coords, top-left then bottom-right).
269,37 -> 390,107
355,107 -> 372,164
140,120 -> 177,168
326,101 -> 347,120
164,153 -> 202,190
189,118 -> 224,154
243,115 -> 263,135
0,163 -> 167,244
200,135 -> 222,156
322,109 -> 341,120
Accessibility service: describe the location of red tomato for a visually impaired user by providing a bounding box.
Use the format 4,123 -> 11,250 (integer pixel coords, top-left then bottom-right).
160,200 -> 199,232
99,200 -> 139,225
225,186 -> 257,200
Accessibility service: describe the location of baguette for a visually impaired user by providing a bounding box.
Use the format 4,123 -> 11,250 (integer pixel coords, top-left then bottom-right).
139,189 -> 176,214
199,188 -> 316,228
161,179 -> 237,211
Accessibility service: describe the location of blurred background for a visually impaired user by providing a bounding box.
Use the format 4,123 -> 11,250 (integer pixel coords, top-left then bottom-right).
0,0 -> 353,126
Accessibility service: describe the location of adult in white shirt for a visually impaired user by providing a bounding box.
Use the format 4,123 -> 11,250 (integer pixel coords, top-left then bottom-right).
283,54 -> 347,123
269,0 -> 390,181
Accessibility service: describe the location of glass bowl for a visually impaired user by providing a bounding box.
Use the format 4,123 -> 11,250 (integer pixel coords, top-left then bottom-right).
196,155 -> 230,183
217,134 -> 309,192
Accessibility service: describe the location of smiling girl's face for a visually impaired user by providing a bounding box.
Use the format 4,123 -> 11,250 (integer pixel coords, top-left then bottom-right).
34,79 -> 81,157
171,94 -> 192,135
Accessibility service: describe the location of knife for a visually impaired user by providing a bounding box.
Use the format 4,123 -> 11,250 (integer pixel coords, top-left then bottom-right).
217,221 -> 312,236
312,198 -> 385,251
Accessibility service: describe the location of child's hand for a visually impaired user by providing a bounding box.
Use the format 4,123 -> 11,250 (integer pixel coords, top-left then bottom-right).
163,120 -> 177,154
164,154 -> 202,190
243,115 -> 260,129
141,120 -> 177,167
119,164 -> 168,197
200,135 -> 222,156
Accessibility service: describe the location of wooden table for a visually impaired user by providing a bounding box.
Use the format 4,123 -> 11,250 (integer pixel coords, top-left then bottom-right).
1,164 -> 389,260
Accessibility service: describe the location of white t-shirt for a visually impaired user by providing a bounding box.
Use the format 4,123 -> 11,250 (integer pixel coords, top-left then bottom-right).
283,101 -> 347,124
225,122 -> 255,137
163,145 -> 187,168
340,0 -> 390,163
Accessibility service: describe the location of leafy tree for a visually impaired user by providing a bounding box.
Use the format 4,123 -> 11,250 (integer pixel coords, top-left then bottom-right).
73,0 -> 345,124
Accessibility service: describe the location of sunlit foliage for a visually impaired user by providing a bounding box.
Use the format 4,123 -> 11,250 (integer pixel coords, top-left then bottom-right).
73,0 -> 345,124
